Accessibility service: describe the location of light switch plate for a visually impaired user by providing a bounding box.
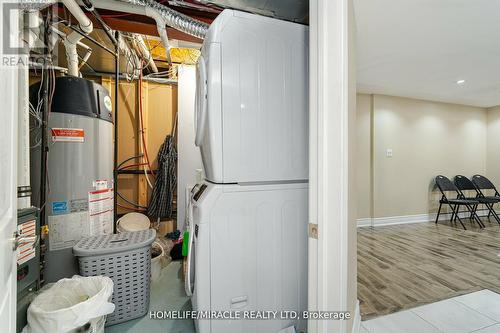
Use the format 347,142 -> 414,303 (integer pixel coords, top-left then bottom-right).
386,149 -> 393,158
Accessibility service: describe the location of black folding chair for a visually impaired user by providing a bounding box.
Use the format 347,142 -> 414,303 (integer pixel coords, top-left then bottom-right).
454,175 -> 500,225
471,174 -> 500,224
435,175 -> 484,229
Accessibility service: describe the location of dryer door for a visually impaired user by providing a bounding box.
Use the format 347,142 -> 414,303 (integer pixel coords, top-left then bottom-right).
194,55 -> 208,147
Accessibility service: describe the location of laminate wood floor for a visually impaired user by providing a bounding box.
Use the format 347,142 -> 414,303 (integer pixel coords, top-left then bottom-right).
358,221 -> 500,320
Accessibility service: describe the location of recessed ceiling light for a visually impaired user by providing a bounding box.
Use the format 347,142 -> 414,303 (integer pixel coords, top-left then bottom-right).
457,79 -> 466,85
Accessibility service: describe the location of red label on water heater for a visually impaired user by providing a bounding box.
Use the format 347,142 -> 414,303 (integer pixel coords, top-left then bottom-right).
51,128 -> 85,143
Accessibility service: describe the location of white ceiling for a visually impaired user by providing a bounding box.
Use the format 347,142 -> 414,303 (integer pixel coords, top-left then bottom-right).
354,0 -> 500,107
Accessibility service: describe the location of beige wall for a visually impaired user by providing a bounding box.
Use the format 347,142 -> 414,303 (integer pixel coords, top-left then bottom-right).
356,94 -> 372,219
357,94 -> 488,219
487,106 -> 500,185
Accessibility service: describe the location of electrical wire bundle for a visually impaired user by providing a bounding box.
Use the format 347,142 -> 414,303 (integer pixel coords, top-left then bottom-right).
147,131 -> 177,218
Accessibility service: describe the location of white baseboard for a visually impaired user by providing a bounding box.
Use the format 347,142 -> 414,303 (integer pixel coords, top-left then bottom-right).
351,300 -> 361,333
357,214 -> 429,227
357,218 -> 373,227
357,209 -> 491,227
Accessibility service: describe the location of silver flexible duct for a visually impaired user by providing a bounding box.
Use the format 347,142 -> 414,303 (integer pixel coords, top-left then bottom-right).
21,0 -> 208,72
20,1 -> 54,11
21,0 -> 209,40
115,0 -> 209,39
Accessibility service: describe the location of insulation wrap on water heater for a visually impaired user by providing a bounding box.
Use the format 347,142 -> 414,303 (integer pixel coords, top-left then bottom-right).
30,76 -> 114,283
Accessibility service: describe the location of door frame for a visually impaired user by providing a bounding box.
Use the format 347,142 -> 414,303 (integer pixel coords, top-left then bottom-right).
308,0 -> 358,332
0,5 -> 20,332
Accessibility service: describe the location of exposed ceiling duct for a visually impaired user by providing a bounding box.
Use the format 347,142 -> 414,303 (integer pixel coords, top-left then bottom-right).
27,0 -> 210,39
141,0 -> 209,39
61,0 -> 93,76
24,0 -> 210,74
91,0 -> 209,39
89,0 -> 209,65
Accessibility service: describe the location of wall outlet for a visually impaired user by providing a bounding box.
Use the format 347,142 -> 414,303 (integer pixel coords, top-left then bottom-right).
386,149 -> 393,158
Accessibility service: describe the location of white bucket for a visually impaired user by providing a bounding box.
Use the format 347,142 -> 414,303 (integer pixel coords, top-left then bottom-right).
151,241 -> 164,282
116,213 -> 150,233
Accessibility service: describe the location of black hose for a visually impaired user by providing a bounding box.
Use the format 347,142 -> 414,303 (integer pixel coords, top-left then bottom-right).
117,154 -> 143,169
117,191 -> 148,209
147,134 -> 177,218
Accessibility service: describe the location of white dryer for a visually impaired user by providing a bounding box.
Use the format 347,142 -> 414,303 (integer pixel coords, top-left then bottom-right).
195,9 -> 309,184
186,182 -> 308,333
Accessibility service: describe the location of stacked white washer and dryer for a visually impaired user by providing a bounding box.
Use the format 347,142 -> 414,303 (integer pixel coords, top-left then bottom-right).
186,9 -> 309,333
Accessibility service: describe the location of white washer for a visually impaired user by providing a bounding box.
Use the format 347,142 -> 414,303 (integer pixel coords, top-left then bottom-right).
195,9 -> 309,184
186,182 -> 308,333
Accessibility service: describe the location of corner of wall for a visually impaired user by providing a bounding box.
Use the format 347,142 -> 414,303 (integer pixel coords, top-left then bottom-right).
485,106 -> 500,185
351,300 -> 361,333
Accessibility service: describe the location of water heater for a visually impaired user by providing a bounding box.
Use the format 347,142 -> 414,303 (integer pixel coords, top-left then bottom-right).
30,76 -> 114,283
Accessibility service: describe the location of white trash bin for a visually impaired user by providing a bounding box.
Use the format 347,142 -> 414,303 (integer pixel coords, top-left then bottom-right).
22,275 -> 115,333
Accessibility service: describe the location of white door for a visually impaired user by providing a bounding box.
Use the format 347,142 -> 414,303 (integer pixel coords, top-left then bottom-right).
0,5 -> 20,332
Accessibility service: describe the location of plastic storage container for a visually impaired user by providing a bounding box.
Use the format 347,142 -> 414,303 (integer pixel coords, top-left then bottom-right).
73,230 -> 156,326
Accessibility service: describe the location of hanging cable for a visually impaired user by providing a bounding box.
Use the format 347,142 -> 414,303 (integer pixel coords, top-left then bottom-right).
117,191 -> 148,209
117,203 -> 146,212
117,154 -> 143,169
119,163 -> 148,170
